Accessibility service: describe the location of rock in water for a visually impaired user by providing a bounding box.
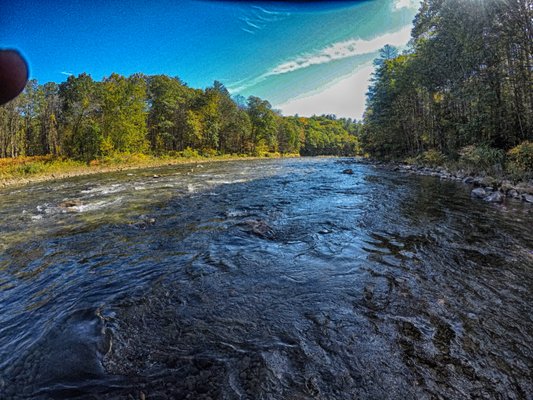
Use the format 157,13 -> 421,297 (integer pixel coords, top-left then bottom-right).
484,191 -> 504,203
471,188 -> 486,198
59,199 -> 82,208
342,169 -> 354,175
508,189 -> 520,198
523,194 -> 533,203
241,219 -> 274,239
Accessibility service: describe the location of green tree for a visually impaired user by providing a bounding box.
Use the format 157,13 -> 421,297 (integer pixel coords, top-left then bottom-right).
59,73 -> 102,160
247,96 -> 278,154
101,73 -> 148,154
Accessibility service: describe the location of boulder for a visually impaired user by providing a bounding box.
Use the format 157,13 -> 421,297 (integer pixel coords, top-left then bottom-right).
508,189 -> 520,198
500,180 -> 514,192
471,188 -> 487,198
516,183 -> 533,195
342,169 -> 354,175
523,194 -> 533,204
484,191 -> 504,203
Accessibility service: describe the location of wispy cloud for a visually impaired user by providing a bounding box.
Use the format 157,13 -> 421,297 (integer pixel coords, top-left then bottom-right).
241,27 -> 256,35
238,4 -> 291,35
250,5 -> 288,16
227,25 -> 412,94
269,26 -> 411,75
60,71 -> 73,76
239,17 -> 263,30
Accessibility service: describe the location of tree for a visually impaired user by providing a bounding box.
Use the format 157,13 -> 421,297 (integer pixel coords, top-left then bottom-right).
363,0 -> 533,160
59,73 -> 102,160
0,72 -> 360,160
100,73 -> 148,154
147,75 -> 192,153
247,96 -> 278,154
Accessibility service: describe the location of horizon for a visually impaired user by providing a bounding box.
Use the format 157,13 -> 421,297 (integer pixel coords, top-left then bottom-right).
1,0 -> 419,119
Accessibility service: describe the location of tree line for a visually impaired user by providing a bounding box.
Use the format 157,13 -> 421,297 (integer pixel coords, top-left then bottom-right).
0,74 -> 360,161
362,0 -> 532,170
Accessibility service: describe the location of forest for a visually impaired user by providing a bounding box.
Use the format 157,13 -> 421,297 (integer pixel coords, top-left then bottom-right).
362,0 -> 532,177
0,74 -> 360,162
1,0 -> 531,180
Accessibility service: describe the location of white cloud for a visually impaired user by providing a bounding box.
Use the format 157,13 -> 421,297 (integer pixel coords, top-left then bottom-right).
393,0 -> 420,10
276,63 -> 375,120
60,71 -> 73,76
227,25 -> 412,94
268,26 -> 411,76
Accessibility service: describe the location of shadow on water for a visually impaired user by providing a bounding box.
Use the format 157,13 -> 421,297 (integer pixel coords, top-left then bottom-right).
0,158 -> 531,399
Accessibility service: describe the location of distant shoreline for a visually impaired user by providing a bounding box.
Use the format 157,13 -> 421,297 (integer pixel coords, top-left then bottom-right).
0,154 -> 299,189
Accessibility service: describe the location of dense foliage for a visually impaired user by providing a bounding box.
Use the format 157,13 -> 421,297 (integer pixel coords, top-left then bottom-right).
363,0 -> 532,174
0,74 -> 360,161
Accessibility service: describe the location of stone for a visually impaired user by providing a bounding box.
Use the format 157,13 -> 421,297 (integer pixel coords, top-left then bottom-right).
471,188 -> 486,198
342,169 -> 354,175
515,183 -> 531,194
242,219 -> 274,239
484,191 -> 504,203
481,176 -> 498,187
522,194 -> 533,203
509,189 -> 520,198
500,180 -> 514,192
59,199 -> 82,208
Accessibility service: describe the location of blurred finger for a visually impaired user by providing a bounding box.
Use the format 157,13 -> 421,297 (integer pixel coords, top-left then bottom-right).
0,49 -> 29,105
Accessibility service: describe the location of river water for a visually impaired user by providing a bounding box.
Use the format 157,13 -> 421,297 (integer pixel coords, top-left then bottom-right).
0,158 -> 531,399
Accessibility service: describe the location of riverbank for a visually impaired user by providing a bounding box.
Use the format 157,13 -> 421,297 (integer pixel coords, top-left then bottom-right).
0,153 -> 299,188
357,158 -> 533,204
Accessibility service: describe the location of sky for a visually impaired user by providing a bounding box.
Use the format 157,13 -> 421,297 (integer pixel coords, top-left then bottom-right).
1,0 -> 420,119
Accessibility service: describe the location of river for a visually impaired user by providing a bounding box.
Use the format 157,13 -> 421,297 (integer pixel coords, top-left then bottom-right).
0,158 -> 531,399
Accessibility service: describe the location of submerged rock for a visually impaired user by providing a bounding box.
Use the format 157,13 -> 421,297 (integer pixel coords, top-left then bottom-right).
241,219 -> 274,239
342,169 -> 354,175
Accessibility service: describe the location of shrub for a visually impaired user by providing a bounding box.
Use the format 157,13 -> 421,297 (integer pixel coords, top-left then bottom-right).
200,148 -> 218,158
458,145 -> 505,173
181,147 -> 200,158
420,149 -> 446,166
17,162 -> 45,175
507,141 -> 533,172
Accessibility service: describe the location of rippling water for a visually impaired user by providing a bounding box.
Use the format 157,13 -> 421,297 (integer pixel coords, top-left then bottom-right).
0,158 -> 531,399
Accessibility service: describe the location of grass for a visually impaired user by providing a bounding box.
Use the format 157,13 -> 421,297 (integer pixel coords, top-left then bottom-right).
0,152 -> 300,187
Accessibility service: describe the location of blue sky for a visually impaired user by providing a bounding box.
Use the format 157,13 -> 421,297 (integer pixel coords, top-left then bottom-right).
1,0 -> 420,118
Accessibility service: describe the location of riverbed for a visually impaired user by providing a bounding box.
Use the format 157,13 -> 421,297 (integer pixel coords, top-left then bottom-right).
0,158 -> 531,399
